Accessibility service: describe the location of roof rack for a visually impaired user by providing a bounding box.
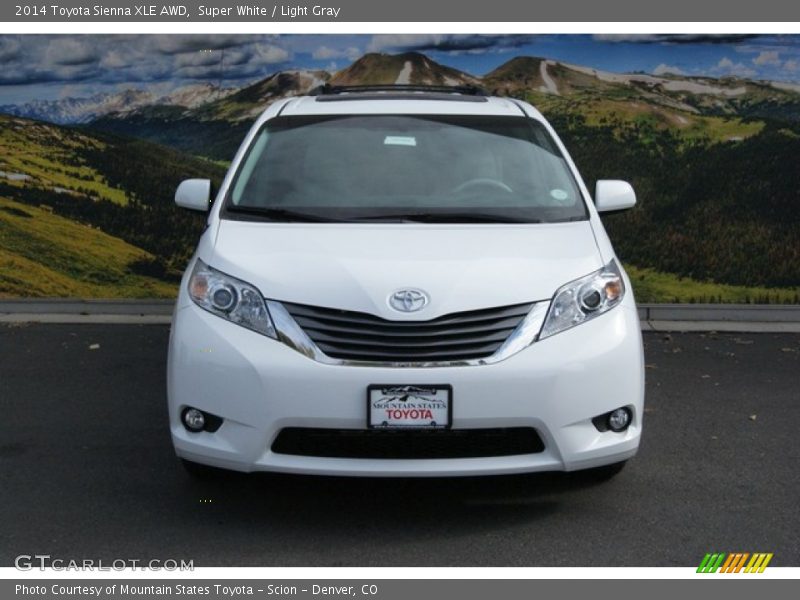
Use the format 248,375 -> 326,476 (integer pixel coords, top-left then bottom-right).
309,84 -> 490,102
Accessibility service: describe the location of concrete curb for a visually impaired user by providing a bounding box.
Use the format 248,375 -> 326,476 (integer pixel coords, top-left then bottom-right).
636,304 -> 800,323
0,299 -> 174,316
642,320 -> 800,333
2,300 -> 800,332
0,314 -> 172,325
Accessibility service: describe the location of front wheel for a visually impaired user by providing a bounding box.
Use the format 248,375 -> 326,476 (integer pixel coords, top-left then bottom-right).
180,458 -> 228,480
580,460 -> 627,482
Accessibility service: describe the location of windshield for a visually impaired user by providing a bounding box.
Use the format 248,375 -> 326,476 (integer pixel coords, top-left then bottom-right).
225,114 -> 587,223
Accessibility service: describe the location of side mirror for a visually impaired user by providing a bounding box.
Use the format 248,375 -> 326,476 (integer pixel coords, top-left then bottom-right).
175,179 -> 211,212
595,180 -> 636,213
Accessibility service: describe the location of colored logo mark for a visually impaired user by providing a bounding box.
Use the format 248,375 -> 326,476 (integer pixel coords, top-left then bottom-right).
697,553 -> 773,573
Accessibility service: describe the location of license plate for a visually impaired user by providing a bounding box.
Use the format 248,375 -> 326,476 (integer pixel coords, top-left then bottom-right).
367,384 -> 452,429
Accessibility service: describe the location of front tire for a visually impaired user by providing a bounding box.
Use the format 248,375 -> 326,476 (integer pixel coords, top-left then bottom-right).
581,460 -> 627,482
180,458 -> 228,480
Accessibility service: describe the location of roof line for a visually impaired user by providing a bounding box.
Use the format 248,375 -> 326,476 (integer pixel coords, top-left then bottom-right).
506,97 -> 534,118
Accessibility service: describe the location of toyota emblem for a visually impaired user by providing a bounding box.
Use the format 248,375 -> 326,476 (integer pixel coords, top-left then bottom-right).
389,289 -> 429,313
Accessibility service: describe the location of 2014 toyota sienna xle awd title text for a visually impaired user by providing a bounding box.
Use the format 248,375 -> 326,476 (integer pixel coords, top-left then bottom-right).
168,84 -> 644,480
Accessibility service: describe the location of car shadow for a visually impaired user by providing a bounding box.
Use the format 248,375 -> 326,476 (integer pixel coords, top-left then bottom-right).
172,467 -> 620,542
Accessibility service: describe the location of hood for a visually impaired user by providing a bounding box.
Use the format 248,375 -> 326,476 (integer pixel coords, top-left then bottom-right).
209,221 -> 602,320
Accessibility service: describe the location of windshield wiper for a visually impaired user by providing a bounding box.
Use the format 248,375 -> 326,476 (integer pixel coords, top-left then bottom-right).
353,211 -> 541,223
227,206 -> 548,224
226,205 -> 346,223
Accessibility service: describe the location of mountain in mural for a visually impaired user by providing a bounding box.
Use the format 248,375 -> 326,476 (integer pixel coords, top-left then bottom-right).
0,83 -> 236,125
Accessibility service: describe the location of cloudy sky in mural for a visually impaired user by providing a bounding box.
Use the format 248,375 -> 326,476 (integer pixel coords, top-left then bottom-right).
0,34 -> 798,102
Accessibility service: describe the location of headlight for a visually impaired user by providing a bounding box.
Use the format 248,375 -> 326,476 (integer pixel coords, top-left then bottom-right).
188,259 -> 277,338
539,259 -> 625,339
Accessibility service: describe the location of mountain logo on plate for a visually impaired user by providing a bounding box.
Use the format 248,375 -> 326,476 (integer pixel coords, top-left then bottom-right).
373,385 -> 438,404
389,289 -> 429,313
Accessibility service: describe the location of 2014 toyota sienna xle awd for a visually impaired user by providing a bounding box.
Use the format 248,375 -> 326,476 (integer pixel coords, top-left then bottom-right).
168,84 -> 644,480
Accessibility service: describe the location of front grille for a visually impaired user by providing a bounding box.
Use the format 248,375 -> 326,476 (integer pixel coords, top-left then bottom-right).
271,427 -> 545,459
281,301 -> 534,362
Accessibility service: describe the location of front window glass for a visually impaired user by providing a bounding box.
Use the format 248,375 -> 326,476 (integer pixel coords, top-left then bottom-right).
227,114 -> 586,223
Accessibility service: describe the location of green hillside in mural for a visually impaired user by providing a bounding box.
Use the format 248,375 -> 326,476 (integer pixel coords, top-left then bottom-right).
0,114 -> 225,297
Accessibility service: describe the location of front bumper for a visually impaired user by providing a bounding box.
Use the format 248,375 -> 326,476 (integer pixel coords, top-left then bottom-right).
167,300 -> 644,477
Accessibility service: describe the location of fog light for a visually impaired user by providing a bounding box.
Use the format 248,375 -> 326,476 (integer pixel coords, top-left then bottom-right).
182,408 -> 205,432
608,408 -> 632,432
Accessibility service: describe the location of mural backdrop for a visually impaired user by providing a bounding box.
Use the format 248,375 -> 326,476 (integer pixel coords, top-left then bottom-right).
1,34 -> 799,302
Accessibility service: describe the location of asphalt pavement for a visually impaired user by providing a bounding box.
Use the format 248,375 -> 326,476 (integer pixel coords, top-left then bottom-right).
0,324 -> 798,567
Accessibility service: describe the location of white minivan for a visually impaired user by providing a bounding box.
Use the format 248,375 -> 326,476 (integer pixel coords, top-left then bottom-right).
168,85 -> 644,480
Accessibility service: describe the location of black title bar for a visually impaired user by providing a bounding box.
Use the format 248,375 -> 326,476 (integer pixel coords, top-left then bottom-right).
3,0 -> 800,22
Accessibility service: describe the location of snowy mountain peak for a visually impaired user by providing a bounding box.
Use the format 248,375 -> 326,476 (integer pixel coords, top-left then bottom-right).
0,83 -> 234,124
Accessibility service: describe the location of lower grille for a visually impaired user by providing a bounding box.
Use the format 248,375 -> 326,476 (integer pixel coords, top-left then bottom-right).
271,427 -> 545,459
281,301 -> 534,362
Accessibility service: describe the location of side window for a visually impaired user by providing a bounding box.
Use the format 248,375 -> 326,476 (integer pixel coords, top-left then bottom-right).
231,130 -> 269,205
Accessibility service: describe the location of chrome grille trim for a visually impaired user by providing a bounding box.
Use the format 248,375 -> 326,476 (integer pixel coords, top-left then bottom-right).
267,300 -> 549,368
